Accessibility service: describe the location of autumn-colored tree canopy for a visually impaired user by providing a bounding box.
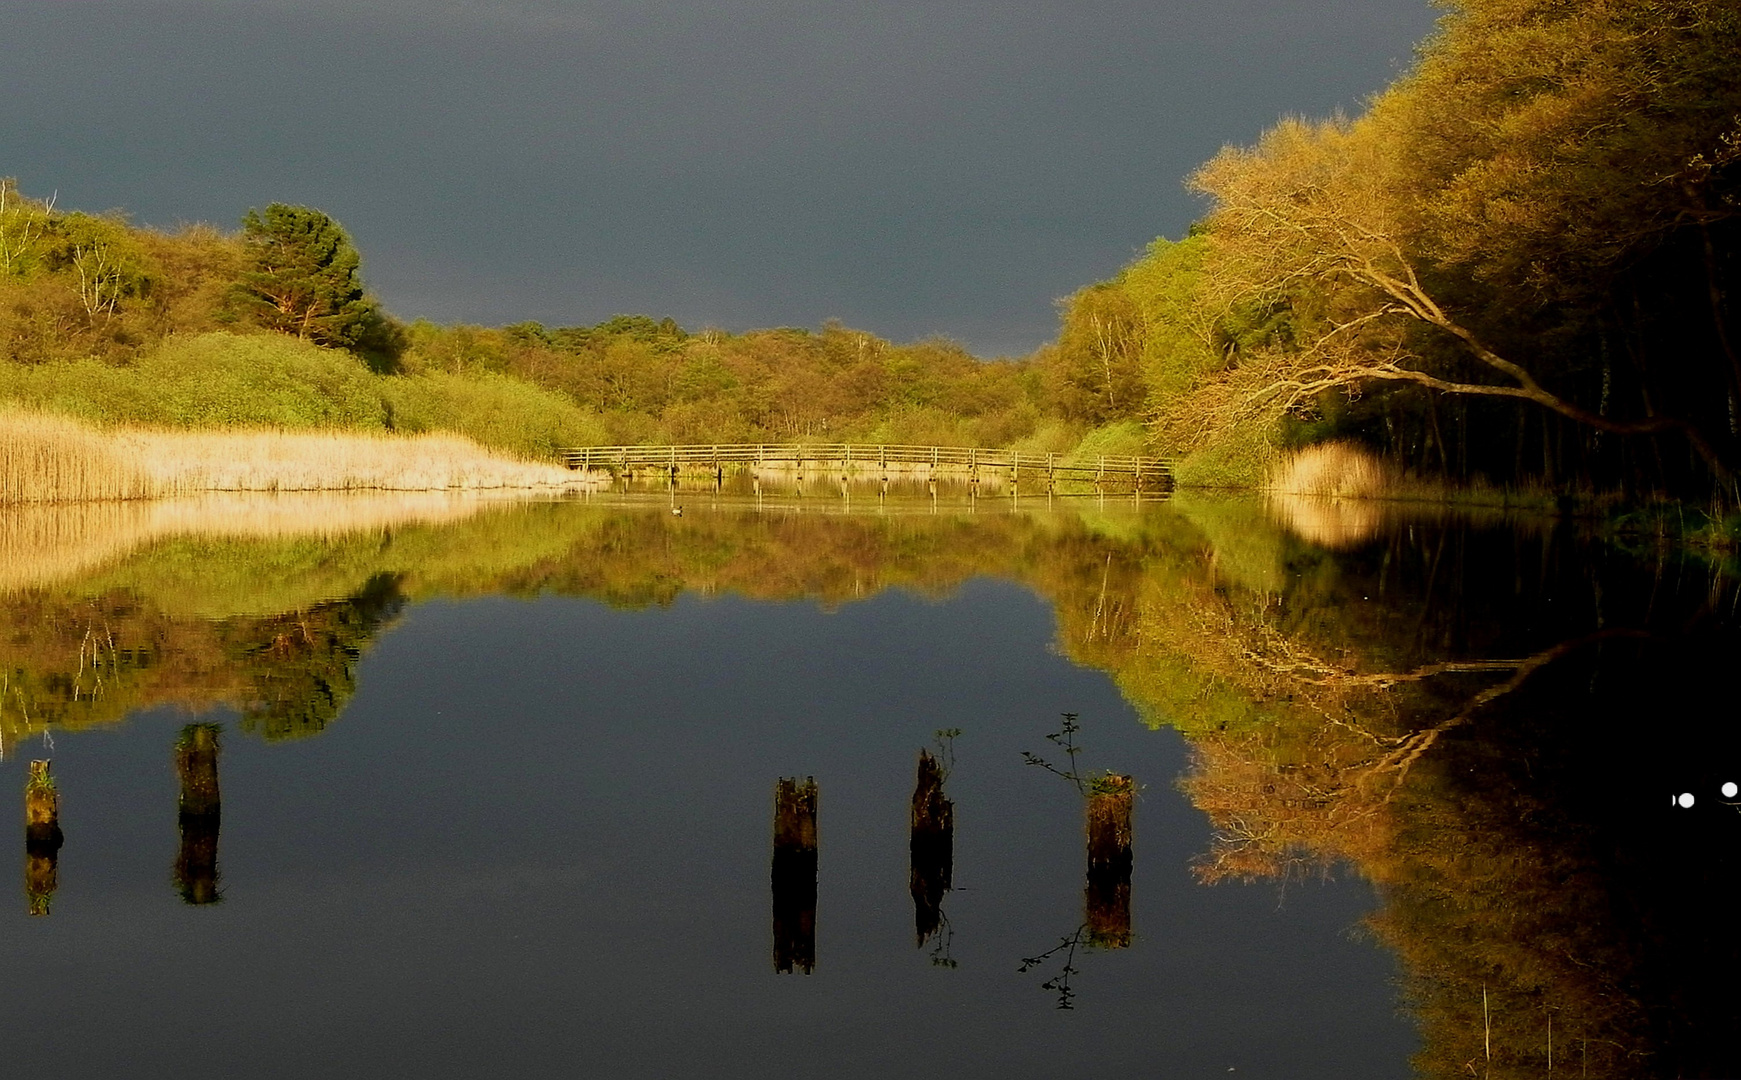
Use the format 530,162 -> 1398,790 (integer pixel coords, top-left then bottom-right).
1067,0 -> 1741,498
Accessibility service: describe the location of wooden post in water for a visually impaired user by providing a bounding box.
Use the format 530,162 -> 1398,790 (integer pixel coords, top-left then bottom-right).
772,776 -> 818,974
174,723 -> 222,905
910,750 -> 954,947
24,760 -> 61,917
1085,774 -> 1133,948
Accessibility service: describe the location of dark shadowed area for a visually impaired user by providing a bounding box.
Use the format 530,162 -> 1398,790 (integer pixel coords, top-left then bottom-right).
1,0 -> 1437,353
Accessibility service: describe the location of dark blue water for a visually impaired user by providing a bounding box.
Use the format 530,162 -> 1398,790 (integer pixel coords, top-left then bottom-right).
0,579 -> 1411,1078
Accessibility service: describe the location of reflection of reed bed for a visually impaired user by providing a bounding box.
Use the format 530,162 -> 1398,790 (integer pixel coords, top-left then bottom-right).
1265,493 -> 1392,549
0,490 -> 520,593
1265,492 -> 1529,549
1,408 -> 604,505
1266,441 -> 1562,549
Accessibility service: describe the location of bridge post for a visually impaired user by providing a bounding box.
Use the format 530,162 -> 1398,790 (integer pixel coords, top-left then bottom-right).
1096,456 -> 1105,495
1047,453 -> 1055,494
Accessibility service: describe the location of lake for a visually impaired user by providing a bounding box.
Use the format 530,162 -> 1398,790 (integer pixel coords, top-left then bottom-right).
0,487 -> 1736,1078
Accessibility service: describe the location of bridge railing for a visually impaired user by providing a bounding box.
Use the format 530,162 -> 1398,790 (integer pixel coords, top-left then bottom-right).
559,442 -> 1177,479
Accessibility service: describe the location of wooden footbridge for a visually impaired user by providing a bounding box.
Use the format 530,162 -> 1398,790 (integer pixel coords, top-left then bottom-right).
559,443 -> 1175,494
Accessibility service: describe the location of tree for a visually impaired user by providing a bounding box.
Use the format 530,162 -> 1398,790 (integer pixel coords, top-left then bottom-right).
1045,281 -> 1147,424
237,204 -> 374,348
1134,0 -> 1741,491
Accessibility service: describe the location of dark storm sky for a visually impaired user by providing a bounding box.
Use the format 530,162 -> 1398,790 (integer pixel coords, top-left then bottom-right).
4,0 -> 1437,355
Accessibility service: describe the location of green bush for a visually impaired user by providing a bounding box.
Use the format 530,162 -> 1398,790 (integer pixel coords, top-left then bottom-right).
1070,420 -> 1149,459
0,331 -> 609,460
0,332 -> 385,429
379,370 -> 608,459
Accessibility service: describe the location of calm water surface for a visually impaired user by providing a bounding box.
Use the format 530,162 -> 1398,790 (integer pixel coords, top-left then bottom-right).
0,490 -> 1735,1078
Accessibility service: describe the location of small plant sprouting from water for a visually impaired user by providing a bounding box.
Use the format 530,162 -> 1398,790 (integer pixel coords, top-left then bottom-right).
1022,711 -> 1086,793
1021,712 -> 1126,796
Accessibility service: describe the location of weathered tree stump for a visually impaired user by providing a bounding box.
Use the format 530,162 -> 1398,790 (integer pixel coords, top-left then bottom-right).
176,723 -> 221,816
174,724 -> 223,905
24,760 -> 62,917
909,749 -> 954,946
1085,774 -> 1133,948
772,776 -> 818,974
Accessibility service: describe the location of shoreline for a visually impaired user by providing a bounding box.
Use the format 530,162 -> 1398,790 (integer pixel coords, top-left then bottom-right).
2,409 -> 609,505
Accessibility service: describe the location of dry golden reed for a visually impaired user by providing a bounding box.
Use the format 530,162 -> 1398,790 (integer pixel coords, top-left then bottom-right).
1,410 -> 155,503
1265,441 -> 1396,499
0,408 -> 599,504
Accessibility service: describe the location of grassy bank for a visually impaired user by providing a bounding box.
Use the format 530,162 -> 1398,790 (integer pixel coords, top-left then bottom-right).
1,408 -> 598,505
0,332 -> 609,460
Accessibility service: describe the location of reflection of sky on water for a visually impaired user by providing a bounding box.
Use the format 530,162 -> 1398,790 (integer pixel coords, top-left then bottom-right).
0,581 -> 1410,1078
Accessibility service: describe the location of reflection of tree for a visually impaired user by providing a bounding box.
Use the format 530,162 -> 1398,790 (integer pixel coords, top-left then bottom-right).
0,502 -> 1157,746
1147,516 -> 1741,1079
221,573 -> 406,741
7,495 -> 1736,1071
1019,926 -> 1085,1011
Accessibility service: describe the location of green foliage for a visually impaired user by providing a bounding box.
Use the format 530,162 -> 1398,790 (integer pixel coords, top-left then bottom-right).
400,317 -> 1056,448
0,178 -> 54,278
380,370 -> 609,459
0,332 -> 387,428
237,203 -> 379,350
1169,417 -> 1280,489
0,331 -> 607,460
1044,281 -> 1145,424
1070,421 -> 1149,460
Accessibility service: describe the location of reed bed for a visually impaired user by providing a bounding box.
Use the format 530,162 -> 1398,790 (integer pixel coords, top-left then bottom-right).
1,408 -> 600,504
1,410 -> 155,503
0,490 -> 528,594
1265,441 -> 1396,499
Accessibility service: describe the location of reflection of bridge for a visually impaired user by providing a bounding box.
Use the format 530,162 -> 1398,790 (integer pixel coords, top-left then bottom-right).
559,443 -> 1175,493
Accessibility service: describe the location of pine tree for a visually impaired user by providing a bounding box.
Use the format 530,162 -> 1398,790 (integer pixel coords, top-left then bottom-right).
237,203 -> 372,348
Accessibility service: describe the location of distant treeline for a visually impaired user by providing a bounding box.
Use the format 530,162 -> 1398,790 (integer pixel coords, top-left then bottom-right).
1050,0 -> 1741,500
0,184 -> 1138,460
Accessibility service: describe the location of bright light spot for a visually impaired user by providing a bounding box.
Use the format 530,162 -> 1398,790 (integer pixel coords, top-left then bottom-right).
1679,792 -> 1697,809
1723,781 -> 1738,799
